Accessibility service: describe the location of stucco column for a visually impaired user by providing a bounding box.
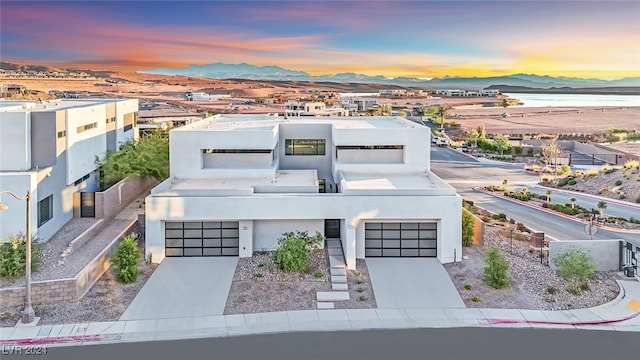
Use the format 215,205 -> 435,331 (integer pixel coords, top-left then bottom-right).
239,220 -> 253,257
342,221 -> 357,269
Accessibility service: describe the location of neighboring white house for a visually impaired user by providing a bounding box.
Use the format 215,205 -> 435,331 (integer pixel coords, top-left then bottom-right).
145,114 -> 462,269
342,97 -> 379,112
0,99 -> 138,242
479,89 -> 500,97
379,89 -> 407,96
284,101 -> 347,117
185,92 -> 230,101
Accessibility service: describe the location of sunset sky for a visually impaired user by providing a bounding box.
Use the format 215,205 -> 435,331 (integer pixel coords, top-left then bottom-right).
2,0 -> 639,79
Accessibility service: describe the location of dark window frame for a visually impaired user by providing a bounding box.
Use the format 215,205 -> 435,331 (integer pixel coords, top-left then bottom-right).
38,195 -> 53,227
285,139 -> 326,156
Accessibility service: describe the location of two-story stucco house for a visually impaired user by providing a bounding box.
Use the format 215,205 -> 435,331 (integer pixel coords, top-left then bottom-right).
145,113 -> 461,269
0,99 -> 138,242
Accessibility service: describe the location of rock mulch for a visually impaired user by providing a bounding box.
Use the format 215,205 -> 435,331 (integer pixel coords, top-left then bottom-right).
444,226 -> 621,310
224,249 -> 377,314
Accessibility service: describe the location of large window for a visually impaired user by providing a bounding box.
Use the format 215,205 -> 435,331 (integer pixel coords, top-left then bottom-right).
38,195 -> 53,227
76,122 -> 98,134
285,139 -> 326,156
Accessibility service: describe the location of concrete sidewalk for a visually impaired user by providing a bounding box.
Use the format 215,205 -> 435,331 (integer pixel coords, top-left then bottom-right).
1,279 -> 639,347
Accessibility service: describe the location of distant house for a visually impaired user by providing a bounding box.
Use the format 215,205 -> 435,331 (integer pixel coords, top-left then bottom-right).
185,92 -> 230,101
480,89 -> 500,97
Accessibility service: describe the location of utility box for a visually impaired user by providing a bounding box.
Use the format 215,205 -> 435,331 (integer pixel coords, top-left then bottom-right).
624,265 -> 636,278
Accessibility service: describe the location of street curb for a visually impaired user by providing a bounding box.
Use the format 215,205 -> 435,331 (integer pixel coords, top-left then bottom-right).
474,187 -> 590,225
534,185 -> 640,210
475,187 -> 640,235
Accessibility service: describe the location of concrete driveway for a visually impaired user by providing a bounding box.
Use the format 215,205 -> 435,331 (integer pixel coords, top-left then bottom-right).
366,258 -> 465,309
120,257 -> 238,320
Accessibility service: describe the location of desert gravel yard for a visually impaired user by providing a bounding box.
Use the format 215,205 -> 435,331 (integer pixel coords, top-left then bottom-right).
444,226 -> 621,311
224,250 -> 377,314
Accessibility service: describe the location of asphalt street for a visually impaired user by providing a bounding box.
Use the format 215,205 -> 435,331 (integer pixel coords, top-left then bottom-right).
430,147 -> 638,242
27,328 -> 638,360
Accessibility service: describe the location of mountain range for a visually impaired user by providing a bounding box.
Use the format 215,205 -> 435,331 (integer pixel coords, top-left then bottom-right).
138,62 -> 640,89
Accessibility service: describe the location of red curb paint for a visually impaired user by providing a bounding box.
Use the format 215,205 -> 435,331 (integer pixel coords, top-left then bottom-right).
486,311 -> 640,326
0,333 -> 122,347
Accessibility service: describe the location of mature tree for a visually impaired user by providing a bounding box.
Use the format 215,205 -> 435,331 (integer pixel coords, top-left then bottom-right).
545,189 -> 553,203
435,105 -> 449,129
97,133 -> 169,189
502,98 -> 510,108
493,134 -> 511,155
539,141 -> 563,176
569,197 -> 577,209
467,129 -> 480,145
597,200 -> 607,216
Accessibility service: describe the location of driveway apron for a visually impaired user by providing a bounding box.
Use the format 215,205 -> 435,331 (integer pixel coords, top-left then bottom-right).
120,257 -> 238,320
366,258 -> 465,309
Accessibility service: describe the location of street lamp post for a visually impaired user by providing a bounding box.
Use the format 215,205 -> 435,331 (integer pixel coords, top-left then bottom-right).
0,190 -> 35,324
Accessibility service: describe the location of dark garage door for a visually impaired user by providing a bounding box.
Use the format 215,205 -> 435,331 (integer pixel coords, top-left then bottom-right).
365,222 -> 437,257
165,221 -> 239,257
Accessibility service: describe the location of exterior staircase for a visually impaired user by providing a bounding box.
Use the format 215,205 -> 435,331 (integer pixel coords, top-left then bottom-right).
316,237 -> 350,309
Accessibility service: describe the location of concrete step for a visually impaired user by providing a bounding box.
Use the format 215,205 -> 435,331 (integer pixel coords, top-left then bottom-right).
332,283 -> 349,291
329,255 -> 346,268
317,291 -> 350,302
330,268 -> 347,276
326,240 -> 342,249
328,248 -> 343,256
331,275 -> 347,283
317,302 -> 335,309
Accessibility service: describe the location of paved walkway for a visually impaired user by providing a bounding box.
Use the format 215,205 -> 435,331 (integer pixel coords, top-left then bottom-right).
2,279 -> 638,347
367,258 -> 465,308
120,257 -> 238,321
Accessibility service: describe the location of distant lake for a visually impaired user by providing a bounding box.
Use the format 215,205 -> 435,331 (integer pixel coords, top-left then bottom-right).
504,93 -> 640,107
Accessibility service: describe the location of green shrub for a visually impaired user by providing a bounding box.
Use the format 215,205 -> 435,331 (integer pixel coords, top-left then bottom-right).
471,296 -> 480,302
273,236 -> 308,272
483,246 -> 509,289
516,222 -> 529,233
357,287 -> 364,293
637,195 -> 640,204
462,209 -> 475,246
272,230 -> 324,272
0,233 -> 43,279
615,180 -> 623,186
464,284 -> 472,290
546,286 -> 558,295
111,233 -> 141,283
314,271 -> 324,278
567,179 -> 577,185
255,273 -> 264,278
359,295 -> 366,301
552,247 -> 596,295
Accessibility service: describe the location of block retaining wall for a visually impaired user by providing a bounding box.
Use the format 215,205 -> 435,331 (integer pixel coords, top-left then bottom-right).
0,220 -> 138,307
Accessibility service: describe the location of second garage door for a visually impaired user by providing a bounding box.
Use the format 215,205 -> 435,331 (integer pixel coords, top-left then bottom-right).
365,222 -> 437,257
165,221 -> 239,257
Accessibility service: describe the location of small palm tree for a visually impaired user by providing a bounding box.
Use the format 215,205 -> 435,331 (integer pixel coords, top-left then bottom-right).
569,197 -> 576,209
545,189 -> 552,203
597,200 -> 607,216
